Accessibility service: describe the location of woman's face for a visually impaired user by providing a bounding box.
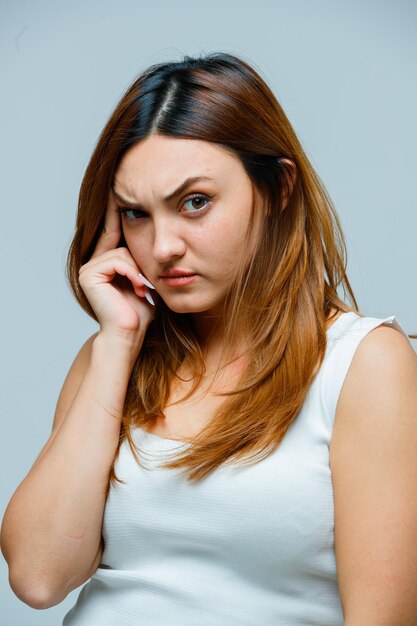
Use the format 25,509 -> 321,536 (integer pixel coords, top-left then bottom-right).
112,135 -> 265,317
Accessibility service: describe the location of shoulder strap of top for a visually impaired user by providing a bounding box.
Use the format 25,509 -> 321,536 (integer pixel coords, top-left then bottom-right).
322,313 -> 410,430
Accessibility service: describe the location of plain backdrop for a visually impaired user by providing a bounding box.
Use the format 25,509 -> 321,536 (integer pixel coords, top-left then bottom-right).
1,0 -> 416,624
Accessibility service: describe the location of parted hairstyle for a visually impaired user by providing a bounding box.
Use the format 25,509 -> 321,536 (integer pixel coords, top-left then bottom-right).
66,51 -> 415,487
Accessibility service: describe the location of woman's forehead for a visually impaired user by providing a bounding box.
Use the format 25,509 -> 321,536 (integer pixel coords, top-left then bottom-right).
114,137 -> 247,200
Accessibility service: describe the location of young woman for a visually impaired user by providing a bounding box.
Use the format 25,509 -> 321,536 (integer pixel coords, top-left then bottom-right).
2,52 -> 417,625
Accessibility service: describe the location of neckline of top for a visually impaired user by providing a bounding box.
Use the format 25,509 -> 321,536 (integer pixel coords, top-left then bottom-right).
326,310 -> 357,337
137,311 -> 358,445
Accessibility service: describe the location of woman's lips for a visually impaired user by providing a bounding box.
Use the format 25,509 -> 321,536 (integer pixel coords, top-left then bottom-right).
160,274 -> 197,286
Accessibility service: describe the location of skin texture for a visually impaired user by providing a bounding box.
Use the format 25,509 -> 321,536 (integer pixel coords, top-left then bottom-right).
330,324 -> 417,624
112,135 -> 270,343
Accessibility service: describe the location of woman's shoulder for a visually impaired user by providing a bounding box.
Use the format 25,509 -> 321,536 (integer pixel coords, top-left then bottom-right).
326,308 -> 409,342
344,317 -> 416,382
321,310 -> 414,427
330,312 -> 416,430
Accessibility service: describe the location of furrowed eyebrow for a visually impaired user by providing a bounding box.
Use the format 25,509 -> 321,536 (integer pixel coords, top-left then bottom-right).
112,175 -> 215,209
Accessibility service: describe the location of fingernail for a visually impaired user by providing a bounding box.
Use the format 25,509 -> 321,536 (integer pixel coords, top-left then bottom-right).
138,273 -> 155,289
144,288 -> 155,306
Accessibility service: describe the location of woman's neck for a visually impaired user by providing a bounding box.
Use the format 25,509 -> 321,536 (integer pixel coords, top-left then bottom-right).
188,312 -> 246,378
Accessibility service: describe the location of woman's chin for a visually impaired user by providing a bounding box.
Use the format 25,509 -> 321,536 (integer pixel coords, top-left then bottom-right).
159,296 -> 223,315
164,303 -> 212,314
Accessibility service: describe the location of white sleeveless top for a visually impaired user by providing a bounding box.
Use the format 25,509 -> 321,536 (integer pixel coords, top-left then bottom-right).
63,311 -> 409,625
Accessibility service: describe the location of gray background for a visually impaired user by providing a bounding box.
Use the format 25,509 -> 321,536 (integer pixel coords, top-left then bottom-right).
1,0 -> 416,624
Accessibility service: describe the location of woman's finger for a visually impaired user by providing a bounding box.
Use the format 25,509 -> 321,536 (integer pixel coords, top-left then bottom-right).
79,256 -> 155,294
91,189 -> 121,259
82,247 -> 138,274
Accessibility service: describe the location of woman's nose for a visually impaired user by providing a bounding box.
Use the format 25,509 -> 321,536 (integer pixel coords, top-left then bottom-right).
152,218 -> 186,263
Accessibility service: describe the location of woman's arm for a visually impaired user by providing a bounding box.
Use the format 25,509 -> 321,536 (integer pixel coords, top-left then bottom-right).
1,185 -> 154,610
0,329 -> 144,610
330,325 -> 417,625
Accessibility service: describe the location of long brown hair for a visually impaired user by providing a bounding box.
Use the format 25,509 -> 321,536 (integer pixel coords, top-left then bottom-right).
67,51 -> 416,486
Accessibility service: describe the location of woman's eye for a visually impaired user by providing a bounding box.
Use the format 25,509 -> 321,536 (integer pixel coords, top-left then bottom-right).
118,194 -> 211,221
181,194 -> 211,214
119,208 -> 146,220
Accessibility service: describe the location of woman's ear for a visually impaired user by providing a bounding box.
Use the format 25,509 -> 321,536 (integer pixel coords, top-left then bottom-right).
279,158 -> 297,210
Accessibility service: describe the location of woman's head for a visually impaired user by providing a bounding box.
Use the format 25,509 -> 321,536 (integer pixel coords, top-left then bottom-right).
68,51 -> 349,338
68,51 -> 359,483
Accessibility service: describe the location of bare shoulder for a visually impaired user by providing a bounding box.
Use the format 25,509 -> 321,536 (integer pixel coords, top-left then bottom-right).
330,324 -> 417,622
330,321 -> 417,473
334,324 -> 416,430
351,322 -> 416,367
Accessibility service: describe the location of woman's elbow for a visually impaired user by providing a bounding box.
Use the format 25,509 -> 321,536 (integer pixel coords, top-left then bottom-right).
8,569 -> 69,609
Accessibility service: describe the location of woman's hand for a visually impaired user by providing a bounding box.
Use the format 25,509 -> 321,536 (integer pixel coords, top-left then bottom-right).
78,190 -> 157,339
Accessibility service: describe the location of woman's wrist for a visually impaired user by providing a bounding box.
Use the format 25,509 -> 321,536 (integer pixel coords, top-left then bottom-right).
93,328 -> 146,367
